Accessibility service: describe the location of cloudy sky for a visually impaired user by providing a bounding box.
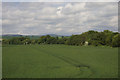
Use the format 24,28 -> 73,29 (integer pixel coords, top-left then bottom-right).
2,2 -> 118,35
2,0 -> 120,2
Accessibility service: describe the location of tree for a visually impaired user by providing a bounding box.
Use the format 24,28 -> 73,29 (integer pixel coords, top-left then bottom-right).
2,39 -> 9,44
2,30 -> 120,47
31,39 -> 37,44
112,34 -> 120,47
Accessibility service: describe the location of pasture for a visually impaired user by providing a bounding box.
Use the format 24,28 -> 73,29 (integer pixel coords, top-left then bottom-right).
2,45 -> 118,78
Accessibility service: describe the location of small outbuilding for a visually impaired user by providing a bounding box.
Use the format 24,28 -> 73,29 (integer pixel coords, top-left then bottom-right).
84,41 -> 88,46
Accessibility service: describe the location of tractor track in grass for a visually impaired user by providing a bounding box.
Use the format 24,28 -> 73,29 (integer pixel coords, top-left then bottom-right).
32,46 -> 94,77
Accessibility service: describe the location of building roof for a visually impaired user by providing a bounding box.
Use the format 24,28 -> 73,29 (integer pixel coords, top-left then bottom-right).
0,39 -> 2,41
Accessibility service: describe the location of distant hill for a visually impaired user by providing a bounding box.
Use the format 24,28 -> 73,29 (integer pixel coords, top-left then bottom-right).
2,34 -> 41,39
2,34 -> 22,39
2,34 -> 69,39
44,34 -> 64,37
3,34 -> 22,36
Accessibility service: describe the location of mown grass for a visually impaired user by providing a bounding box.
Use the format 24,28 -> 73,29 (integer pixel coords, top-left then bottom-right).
2,45 -> 118,78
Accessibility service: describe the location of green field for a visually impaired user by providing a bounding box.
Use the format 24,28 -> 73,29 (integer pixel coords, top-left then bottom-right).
2,45 -> 118,78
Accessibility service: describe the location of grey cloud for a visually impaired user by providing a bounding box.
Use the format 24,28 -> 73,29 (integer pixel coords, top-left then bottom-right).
2,2 -> 118,35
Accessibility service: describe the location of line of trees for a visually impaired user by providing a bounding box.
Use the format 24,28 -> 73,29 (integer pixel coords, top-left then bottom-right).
2,30 -> 120,47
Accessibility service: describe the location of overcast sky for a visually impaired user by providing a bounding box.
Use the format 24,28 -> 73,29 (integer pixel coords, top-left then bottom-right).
2,0 -> 120,2
2,2 -> 118,35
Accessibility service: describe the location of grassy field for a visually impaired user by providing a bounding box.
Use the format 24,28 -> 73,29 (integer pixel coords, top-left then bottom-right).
2,45 -> 118,78
0,45 -> 2,79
